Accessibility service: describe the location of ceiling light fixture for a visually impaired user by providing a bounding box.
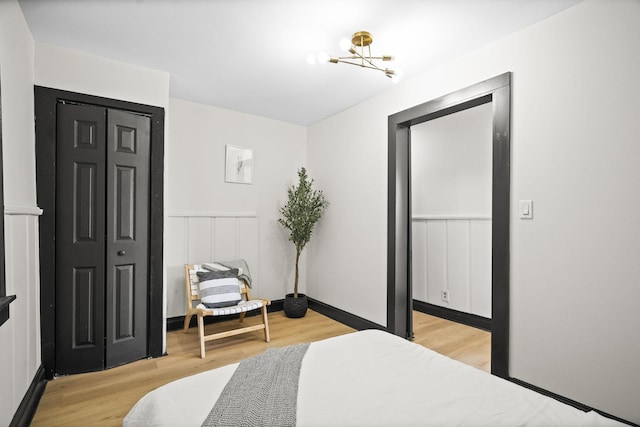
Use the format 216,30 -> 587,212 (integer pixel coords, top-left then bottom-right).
328,31 -> 396,78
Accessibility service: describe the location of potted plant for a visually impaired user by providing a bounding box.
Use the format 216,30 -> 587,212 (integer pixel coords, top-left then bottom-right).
278,167 -> 329,318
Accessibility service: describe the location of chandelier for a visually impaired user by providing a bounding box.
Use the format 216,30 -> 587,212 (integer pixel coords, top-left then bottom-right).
328,31 -> 396,78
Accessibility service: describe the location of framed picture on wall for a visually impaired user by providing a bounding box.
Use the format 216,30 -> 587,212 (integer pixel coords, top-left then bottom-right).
225,144 -> 253,184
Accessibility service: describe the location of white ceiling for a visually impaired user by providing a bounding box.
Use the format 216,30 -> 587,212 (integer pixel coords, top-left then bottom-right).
19,0 -> 581,126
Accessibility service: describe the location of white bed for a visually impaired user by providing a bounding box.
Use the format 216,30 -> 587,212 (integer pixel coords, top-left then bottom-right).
124,329 -> 624,426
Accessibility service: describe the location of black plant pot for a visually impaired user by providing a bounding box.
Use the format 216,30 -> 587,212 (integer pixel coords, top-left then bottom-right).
283,293 -> 308,318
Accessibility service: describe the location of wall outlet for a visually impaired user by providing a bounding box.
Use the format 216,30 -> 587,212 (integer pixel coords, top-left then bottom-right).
441,289 -> 449,302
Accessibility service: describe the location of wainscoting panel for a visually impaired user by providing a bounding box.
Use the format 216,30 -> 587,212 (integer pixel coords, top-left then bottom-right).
412,221 -> 428,302
186,217 -> 213,262
447,221 -> 471,312
165,213 -> 260,318
425,220 -> 447,307
1,206 -> 43,426
469,220 -> 492,317
212,217 -> 239,261
237,217 -> 259,275
412,216 -> 491,318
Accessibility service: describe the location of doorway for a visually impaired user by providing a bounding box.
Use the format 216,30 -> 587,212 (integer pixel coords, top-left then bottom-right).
410,103 -> 493,329
35,87 -> 165,379
387,73 -> 511,378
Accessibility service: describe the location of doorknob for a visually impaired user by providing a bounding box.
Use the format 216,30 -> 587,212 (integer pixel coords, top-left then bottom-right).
117,250 -> 126,256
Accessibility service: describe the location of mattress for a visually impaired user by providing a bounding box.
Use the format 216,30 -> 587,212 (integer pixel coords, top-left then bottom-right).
124,329 -> 624,426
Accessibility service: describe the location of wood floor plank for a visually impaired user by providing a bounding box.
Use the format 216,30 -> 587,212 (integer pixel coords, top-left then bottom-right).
31,310 -> 489,426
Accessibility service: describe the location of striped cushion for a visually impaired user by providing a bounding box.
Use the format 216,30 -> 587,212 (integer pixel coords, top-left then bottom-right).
196,269 -> 241,308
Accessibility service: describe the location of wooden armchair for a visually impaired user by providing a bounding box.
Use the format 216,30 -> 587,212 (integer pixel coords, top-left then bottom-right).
184,263 -> 270,358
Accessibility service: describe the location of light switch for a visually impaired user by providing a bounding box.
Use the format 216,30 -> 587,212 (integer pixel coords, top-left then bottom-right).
519,200 -> 533,219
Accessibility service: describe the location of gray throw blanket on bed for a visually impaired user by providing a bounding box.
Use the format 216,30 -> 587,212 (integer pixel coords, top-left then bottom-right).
201,342 -> 311,427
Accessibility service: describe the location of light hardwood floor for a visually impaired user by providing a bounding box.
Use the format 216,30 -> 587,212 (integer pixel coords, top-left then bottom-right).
31,310 -> 490,426
412,310 -> 491,373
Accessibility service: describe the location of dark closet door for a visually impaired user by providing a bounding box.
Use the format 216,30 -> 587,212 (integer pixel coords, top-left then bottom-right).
55,103 -> 150,375
105,109 -> 150,368
55,103 -> 107,374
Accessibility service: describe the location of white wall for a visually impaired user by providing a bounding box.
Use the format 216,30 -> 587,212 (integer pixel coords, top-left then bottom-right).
306,105 -> 389,325
166,98 -> 307,316
308,0 -> 640,423
411,103 -> 492,316
35,43 -> 169,110
0,1 -> 41,425
411,104 -> 492,216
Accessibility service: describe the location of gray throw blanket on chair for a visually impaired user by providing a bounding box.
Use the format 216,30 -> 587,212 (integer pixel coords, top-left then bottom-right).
203,259 -> 253,288
202,343 -> 311,427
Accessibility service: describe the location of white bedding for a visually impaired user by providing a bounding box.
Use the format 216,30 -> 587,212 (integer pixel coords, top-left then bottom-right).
124,330 -> 624,426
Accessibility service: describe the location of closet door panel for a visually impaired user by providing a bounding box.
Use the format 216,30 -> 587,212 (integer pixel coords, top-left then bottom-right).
55,103 -> 107,375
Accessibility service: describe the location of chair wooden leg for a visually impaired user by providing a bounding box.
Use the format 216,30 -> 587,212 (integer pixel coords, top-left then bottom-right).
239,312 -> 246,323
262,306 -> 270,342
197,314 -> 206,359
183,313 -> 193,333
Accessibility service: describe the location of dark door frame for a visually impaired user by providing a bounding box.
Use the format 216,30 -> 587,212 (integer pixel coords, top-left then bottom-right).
387,72 -> 511,378
35,86 -> 165,379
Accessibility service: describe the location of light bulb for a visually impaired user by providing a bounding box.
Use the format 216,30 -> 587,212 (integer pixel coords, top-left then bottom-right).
390,68 -> 403,83
316,52 -> 330,63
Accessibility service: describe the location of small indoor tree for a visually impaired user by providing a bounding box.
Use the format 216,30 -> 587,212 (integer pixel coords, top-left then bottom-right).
278,167 -> 328,317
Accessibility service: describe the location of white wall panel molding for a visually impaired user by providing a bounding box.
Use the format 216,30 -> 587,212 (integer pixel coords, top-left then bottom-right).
4,205 -> 44,216
412,214 -> 491,221
168,211 -> 257,218
412,217 -> 491,318
165,214 -> 260,318
1,213 -> 41,425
